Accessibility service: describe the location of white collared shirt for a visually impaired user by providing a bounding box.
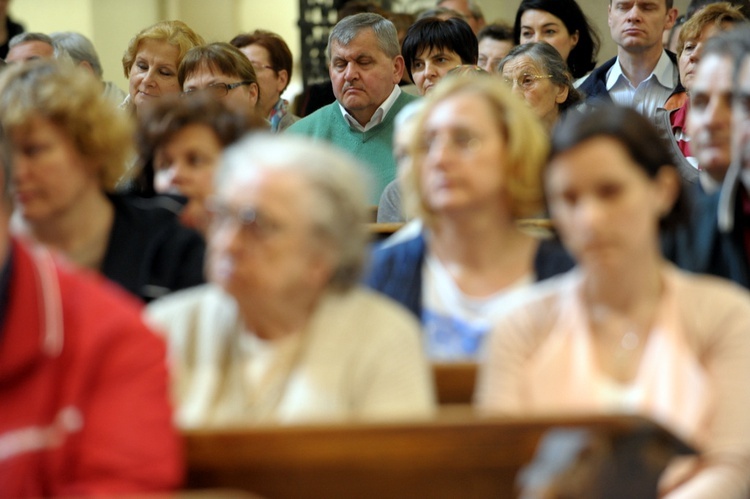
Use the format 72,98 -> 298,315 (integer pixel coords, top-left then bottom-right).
606,51 -> 678,120
338,85 -> 402,132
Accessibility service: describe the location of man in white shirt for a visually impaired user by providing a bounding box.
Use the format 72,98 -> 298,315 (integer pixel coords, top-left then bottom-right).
578,0 -> 679,121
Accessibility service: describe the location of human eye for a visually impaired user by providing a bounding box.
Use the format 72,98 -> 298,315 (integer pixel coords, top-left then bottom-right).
683,42 -> 696,54
160,67 -> 175,77
412,60 -> 425,71
21,142 -> 49,157
520,30 -> 533,40
135,60 -> 148,71
478,55 -> 487,66
597,182 -> 623,200
691,92 -> 708,111
187,151 -> 211,168
735,93 -> 750,116
331,59 -> 347,71
521,74 -> 535,88
544,29 -> 558,36
615,2 -> 632,11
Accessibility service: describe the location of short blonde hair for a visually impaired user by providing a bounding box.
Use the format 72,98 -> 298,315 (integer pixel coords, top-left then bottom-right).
0,61 -> 134,191
122,20 -> 204,77
403,74 -> 549,224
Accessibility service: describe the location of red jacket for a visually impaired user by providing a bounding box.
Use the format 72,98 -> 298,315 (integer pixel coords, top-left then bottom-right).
0,239 -> 183,497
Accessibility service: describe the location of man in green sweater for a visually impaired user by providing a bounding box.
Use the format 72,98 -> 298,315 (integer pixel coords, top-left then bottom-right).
287,13 -> 419,204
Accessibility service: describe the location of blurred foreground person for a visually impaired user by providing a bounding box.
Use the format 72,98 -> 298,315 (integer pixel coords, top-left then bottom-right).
0,130 -> 182,495
0,61 -> 205,301
477,106 -> 750,498
365,75 -> 573,361
147,134 -> 435,427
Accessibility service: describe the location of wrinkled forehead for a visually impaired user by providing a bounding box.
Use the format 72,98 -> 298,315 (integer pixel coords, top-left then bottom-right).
501,55 -> 543,75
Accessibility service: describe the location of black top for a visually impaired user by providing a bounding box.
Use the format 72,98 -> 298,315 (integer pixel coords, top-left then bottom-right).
102,194 -> 205,302
0,16 -> 25,60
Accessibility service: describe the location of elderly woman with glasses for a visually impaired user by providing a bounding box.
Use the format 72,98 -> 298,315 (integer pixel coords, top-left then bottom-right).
179,42 -> 260,116
146,134 -> 435,427
230,30 -> 300,132
499,42 -> 582,131
365,74 -> 573,361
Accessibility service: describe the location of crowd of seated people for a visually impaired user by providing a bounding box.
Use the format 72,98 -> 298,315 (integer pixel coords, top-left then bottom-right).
2,1 -> 750,496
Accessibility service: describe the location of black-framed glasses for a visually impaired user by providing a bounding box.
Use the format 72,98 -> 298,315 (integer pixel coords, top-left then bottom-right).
502,73 -> 554,90
182,81 -> 253,98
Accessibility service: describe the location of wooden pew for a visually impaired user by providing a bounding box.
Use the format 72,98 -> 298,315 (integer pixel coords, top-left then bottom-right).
432,361 -> 478,405
184,414 -> 693,499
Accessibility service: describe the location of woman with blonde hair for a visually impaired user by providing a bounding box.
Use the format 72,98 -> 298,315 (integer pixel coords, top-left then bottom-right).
364,74 -> 573,361
0,61 -> 204,301
121,19 -> 204,116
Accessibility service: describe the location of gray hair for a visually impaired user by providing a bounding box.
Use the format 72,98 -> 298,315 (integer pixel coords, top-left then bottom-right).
218,134 -> 370,291
437,0 -> 485,21
50,31 -> 103,78
327,13 -> 400,61
499,42 -> 582,112
8,32 -> 72,63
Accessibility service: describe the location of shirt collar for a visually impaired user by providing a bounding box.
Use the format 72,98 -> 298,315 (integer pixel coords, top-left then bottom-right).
606,50 -> 677,91
338,85 -> 401,132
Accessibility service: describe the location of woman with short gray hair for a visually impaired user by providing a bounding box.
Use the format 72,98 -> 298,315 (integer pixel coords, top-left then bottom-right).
147,133 -> 436,427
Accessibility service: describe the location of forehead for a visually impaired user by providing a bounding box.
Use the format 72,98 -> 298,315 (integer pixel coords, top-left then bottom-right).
425,91 -> 494,129
693,53 -> 732,87
137,38 -> 179,60
243,44 -> 271,61
521,9 -> 565,26
331,29 -> 384,58
612,0 -> 666,11
548,137 -> 641,183
502,55 -> 542,74
185,61 -> 235,81
12,40 -> 54,58
221,167 -> 308,211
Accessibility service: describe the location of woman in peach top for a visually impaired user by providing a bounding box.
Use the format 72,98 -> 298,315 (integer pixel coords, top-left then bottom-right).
476,106 -> 750,498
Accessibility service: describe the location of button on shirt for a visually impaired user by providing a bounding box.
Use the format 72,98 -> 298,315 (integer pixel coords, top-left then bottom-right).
338,85 -> 402,132
606,51 -> 678,121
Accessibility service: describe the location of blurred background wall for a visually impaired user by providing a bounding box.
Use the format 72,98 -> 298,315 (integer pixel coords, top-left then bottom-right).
10,0 -> 689,105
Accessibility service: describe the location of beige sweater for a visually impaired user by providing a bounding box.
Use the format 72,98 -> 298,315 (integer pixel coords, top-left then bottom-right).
146,284 -> 436,428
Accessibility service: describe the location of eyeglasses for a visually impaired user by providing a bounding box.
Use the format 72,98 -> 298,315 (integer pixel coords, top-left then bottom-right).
206,199 -> 286,241
502,73 -> 554,90
249,61 -> 275,72
182,81 -> 253,98
417,128 -> 483,156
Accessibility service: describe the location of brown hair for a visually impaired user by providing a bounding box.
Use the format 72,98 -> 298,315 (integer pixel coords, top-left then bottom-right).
230,30 -> 294,92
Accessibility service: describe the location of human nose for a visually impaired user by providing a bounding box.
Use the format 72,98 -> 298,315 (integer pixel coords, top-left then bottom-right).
704,96 -> 731,130
626,5 -> 642,23
141,67 -> 158,87
574,197 -> 606,232
425,61 -> 438,78
343,62 -> 358,82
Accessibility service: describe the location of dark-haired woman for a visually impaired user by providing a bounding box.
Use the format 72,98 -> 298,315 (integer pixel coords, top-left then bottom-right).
401,16 -> 478,95
513,0 -> 599,79
477,106 -> 750,497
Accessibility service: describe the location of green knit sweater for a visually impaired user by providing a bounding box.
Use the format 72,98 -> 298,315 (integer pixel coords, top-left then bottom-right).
286,91 -> 419,204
